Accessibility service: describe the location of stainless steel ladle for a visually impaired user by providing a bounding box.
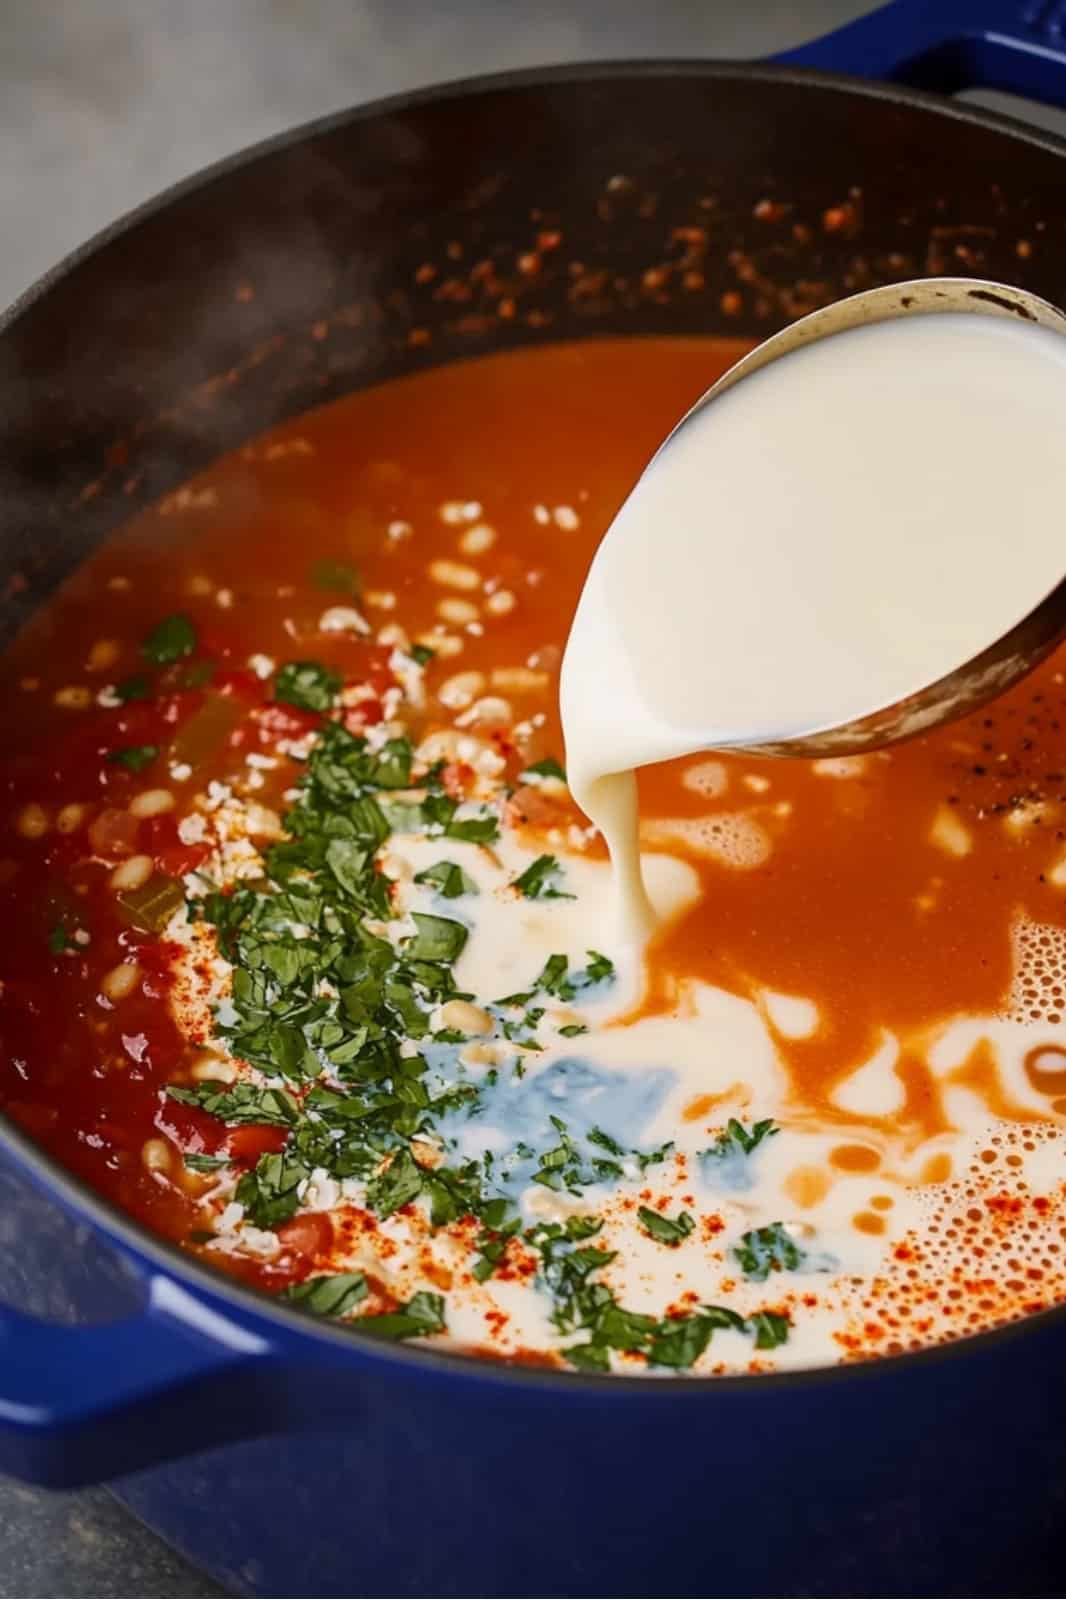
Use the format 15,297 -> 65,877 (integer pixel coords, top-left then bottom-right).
654,276 -> 1066,758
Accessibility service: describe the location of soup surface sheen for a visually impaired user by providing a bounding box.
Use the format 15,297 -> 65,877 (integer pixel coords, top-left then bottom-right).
4,338 -> 1066,1375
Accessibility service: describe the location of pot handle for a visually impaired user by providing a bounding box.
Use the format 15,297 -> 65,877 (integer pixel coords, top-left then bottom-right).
0,1273 -> 281,1487
778,0 -> 1066,111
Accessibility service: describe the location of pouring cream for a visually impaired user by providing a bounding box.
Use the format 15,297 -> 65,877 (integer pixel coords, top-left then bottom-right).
561,297 -> 1066,939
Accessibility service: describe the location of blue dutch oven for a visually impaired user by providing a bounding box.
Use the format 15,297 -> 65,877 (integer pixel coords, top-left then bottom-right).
4,3 -> 1066,1593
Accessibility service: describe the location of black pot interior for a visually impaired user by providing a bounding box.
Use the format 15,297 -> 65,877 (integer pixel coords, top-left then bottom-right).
2,66 -> 1066,654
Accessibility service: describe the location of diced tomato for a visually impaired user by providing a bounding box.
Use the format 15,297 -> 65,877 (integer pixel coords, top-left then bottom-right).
158,844 -> 209,877
276,1211 -> 333,1262
226,1124 -> 289,1164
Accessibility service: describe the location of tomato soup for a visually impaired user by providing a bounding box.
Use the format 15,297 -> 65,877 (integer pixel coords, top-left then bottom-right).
3,338 -> 1066,1373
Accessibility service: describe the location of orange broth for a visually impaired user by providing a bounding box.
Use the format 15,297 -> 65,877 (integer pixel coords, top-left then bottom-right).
2,336 -> 1066,1364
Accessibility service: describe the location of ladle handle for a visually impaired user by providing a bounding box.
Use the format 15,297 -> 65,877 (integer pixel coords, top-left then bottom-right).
779,0 -> 1066,111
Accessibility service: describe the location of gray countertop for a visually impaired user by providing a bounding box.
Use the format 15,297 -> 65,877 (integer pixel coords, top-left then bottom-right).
2,2 -> 1065,1595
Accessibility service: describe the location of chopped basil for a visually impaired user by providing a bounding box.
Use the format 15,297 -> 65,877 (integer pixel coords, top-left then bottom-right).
406,912 -> 468,964
310,559 -> 361,597
283,1271 -> 368,1317
359,1290 -> 447,1341
235,1151 -> 309,1228
520,756 -> 566,782
511,854 -> 574,900
275,659 -> 342,712
410,644 -> 435,666
143,613 -> 197,664
182,1152 -> 231,1174
48,920 -> 72,955
705,1118 -> 779,1161
733,1221 -> 805,1281
637,1206 -> 695,1246
558,1023 -> 588,1038
106,744 -> 159,773
749,1309 -> 791,1349
166,1081 -> 300,1128
414,860 -> 479,899
584,950 -> 615,985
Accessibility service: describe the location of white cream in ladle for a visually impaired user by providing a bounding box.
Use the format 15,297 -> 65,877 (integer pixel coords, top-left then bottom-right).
560,282 -> 1066,940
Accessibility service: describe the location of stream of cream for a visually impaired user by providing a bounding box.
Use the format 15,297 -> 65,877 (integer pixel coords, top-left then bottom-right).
560,311 -> 1066,937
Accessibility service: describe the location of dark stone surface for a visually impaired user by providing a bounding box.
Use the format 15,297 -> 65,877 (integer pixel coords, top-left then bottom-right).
2,2 -> 1064,1596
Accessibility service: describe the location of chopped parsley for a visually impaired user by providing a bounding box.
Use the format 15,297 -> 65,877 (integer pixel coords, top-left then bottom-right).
733,1221 -> 805,1282
705,1118 -> 778,1160
142,613 -> 197,664
106,743 -> 159,773
637,1206 -> 695,1246
406,913 -> 468,964
235,1151 -> 309,1228
520,756 -> 566,782
48,920 -> 73,955
182,1152 -> 231,1174
167,686 -> 787,1369
283,1271 -> 369,1317
166,1081 -> 300,1127
414,860 -> 479,899
511,854 -> 574,900
274,659 -> 342,712
359,1291 -> 447,1341
410,644 -> 435,666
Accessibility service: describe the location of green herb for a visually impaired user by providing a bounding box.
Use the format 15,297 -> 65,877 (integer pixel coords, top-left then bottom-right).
359,1290 -> 447,1341
310,559 -> 361,597
406,913 -> 468,964
410,644 -> 435,667
182,1152 -> 231,1174
106,743 -> 159,773
749,1309 -> 791,1349
511,854 -> 574,900
166,1081 -> 300,1128
536,953 -> 574,1000
414,860 -> 479,899
584,950 -> 615,985
115,673 -> 150,702
283,1271 -> 368,1317
733,1222 -> 804,1282
365,1148 -> 424,1217
637,1206 -> 695,1246
235,1150 -> 309,1228
48,920 -> 72,955
520,757 -> 566,782
143,613 -> 197,664
706,1118 -> 779,1160
645,1305 -> 748,1370
558,1023 -> 588,1038
275,659 -> 342,712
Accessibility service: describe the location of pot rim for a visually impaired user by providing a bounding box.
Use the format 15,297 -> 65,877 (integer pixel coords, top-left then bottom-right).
5,55 -> 1066,1393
